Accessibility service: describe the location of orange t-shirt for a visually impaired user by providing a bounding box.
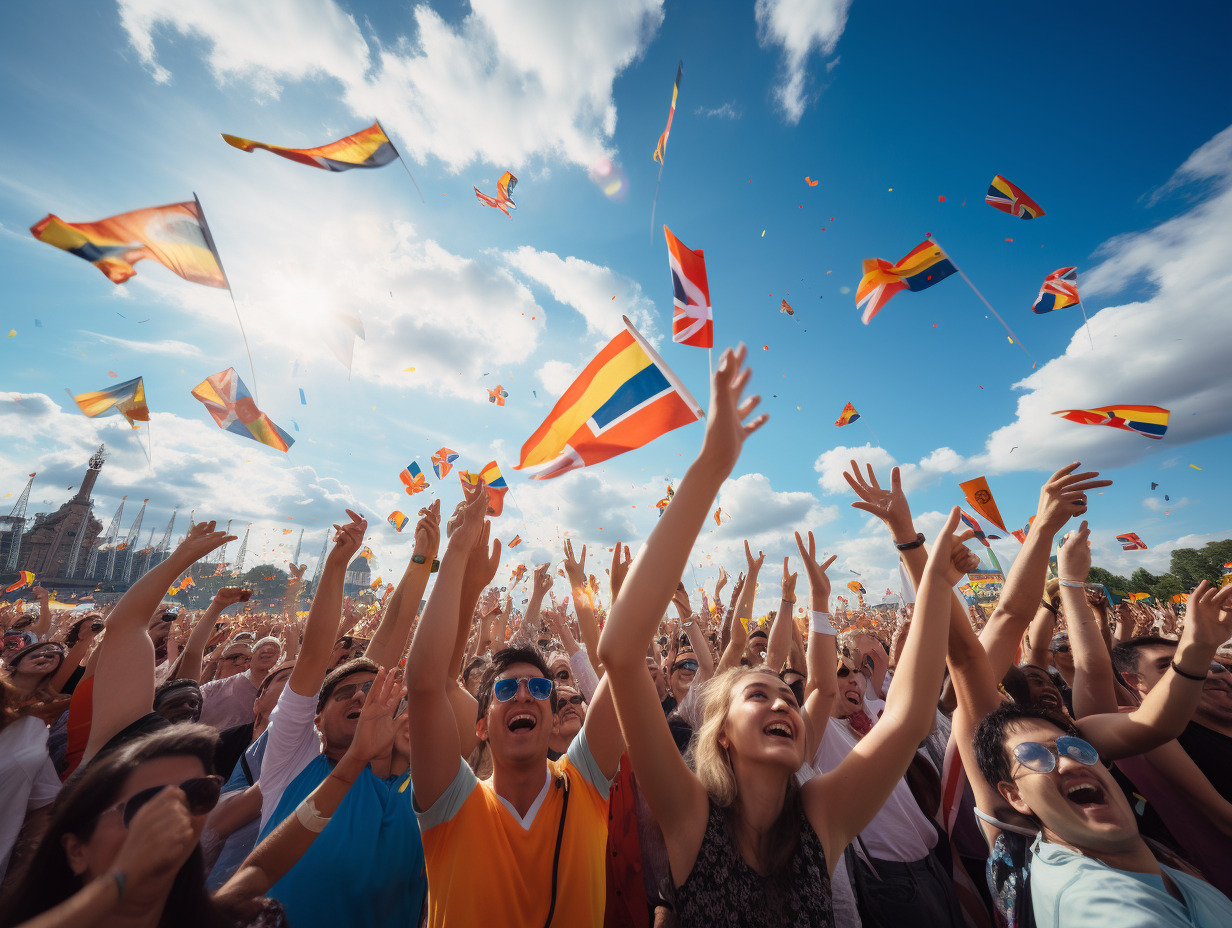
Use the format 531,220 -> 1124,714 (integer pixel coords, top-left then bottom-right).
417,735 -> 611,928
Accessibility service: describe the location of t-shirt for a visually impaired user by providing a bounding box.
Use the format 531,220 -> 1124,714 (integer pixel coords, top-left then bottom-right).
1178,720 -> 1232,801
199,671 -> 259,731
62,675 -> 94,780
1028,836 -> 1232,927
416,729 -> 613,928
0,716 -> 61,881
257,684 -> 325,831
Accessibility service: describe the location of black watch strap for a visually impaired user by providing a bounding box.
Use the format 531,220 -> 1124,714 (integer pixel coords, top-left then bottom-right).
895,533 -> 925,551
430,558 -> 440,573
411,554 -> 426,565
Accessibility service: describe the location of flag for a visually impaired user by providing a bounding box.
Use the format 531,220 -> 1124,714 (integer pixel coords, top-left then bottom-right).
1117,532 -> 1148,551
4,571 -> 35,594
653,61 -> 683,165
474,172 -> 517,217
834,402 -> 860,427
221,122 -> 397,172
432,447 -> 459,480
959,509 -> 991,547
488,385 -> 509,406
847,581 -> 866,594
388,511 -> 409,533
509,535 -> 522,548
191,368 -> 294,452
360,546 -> 375,560
370,576 -> 384,590
1052,405 -> 1169,440
780,299 -> 794,316
985,174 -> 1045,219
1128,592 -> 1153,602
959,476 -> 1009,534
282,529 -> 293,535
399,462 -> 428,495
73,376 -> 149,428
856,240 -> 957,324
656,485 -> 675,518
664,225 -> 713,348
713,508 -> 725,527
1010,516 -> 1035,544
515,316 -> 704,479
459,461 -> 508,516
1032,267 -> 1080,314
31,199 -> 228,288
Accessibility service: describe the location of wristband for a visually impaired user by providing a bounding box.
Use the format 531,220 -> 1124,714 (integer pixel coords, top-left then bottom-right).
895,533 -> 925,551
1059,579 -> 1085,589
781,596 -> 796,605
295,795 -> 331,833
411,554 -> 426,565
111,871 -> 126,900
430,558 -> 440,573
1040,599 -> 1059,616
810,611 -> 836,636
1170,660 -> 1207,682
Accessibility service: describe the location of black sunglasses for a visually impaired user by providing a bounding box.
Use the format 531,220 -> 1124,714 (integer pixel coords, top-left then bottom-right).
555,694 -> 585,709
332,679 -> 374,703
672,658 -> 699,673
103,776 -> 223,828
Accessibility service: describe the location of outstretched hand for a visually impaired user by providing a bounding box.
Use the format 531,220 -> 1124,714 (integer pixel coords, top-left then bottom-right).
1181,580 -> 1232,650
780,557 -> 798,603
532,563 -> 554,599
843,463 -> 914,541
609,542 -> 631,601
463,521 -> 501,593
699,344 -> 768,477
414,499 -> 442,560
925,507 -> 978,588
1057,520 -> 1092,582
793,530 -> 837,611
346,667 -> 406,764
329,510 -> 367,562
1036,463 -> 1113,531
744,540 -> 765,575
564,538 -> 587,587
176,521 -> 237,565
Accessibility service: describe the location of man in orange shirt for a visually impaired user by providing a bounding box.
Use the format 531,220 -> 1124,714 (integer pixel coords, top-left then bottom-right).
407,482 -> 624,928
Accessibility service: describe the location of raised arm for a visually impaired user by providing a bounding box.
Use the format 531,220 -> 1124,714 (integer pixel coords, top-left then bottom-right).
805,507 -> 976,867
672,584 -> 716,683
1023,600 -> 1057,671
407,484 -> 487,809
179,587 -> 247,683
286,511 -> 366,699
717,544 -> 761,672
30,586 -> 52,639
84,521 -> 233,763
795,530 -> 838,756
765,558 -> 797,672
370,501 -> 439,670
563,539 -> 602,671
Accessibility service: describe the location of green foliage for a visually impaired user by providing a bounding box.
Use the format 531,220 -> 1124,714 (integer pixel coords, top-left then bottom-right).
1088,566 -> 1129,593
1093,538 -> 1231,603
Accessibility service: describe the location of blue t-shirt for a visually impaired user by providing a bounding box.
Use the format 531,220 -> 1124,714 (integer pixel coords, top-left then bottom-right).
1030,836 -> 1232,927
206,732 -> 268,891
260,755 -> 427,928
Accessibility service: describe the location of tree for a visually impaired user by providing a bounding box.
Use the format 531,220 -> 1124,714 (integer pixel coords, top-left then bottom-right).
1088,566 -> 1130,593
1129,568 -> 1159,592
1170,540 -> 1232,588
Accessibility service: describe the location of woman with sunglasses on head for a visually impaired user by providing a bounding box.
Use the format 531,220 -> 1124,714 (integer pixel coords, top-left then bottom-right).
0,724 -> 287,928
596,346 -> 970,928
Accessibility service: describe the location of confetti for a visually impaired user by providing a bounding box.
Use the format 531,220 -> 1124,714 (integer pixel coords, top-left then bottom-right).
805,177 -> 818,186
1190,464 -> 1202,470
938,195 -> 946,202
6,330 -> 14,337
761,230 -> 765,237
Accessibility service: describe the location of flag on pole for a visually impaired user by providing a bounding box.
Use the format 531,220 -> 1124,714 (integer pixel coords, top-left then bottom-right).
653,62 -> 683,165
664,225 -> 713,348
856,240 -> 957,324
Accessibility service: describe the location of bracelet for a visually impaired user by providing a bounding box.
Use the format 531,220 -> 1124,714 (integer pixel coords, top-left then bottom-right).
111,871 -> 126,900
1170,660 -> 1207,682
295,795 -> 331,833
810,611 -> 836,636
894,533 -> 925,551
1059,579 -> 1085,589
781,596 -> 796,605
1040,599 -> 1059,616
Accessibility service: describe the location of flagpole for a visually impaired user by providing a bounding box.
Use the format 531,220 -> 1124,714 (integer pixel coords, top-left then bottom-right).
650,162 -> 665,241
194,194 -> 260,403
1078,302 -> 1095,350
377,120 -> 425,204
929,236 -> 1030,357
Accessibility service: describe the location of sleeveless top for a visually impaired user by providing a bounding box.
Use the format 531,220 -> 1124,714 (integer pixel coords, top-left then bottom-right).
673,799 -> 835,928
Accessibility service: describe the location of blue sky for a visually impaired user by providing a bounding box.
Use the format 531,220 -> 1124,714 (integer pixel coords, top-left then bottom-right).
2,0 -> 1230,608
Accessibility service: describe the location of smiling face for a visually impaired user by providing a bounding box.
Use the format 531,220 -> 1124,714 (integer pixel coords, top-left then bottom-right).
744,633 -> 768,667
217,646 -> 251,679
12,645 -> 64,678
1021,665 -> 1066,714
548,654 -> 574,689
720,671 -> 805,772
316,669 -> 375,757
668,650 -> 697,702
997,718 -> 1138,855
552,685 -> 586,740
833,666 -> 865,719
251,643 -> 281,673
477,660 -> 557,766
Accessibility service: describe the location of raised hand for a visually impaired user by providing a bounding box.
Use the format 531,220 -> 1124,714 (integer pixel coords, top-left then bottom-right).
698,344 -> 768,477
672,582 -> 692,618
925,507 -> 978,588
1057,520 -> 1092,582
609,542 -> 631,600
329,509 -> 368,562
463,522 -> 501,593
793,530 -> 837,611
564,538 -> 587,587
1180,580 -> 1232,650
533,563 -> 554,599
744,540 -> 765,575
414,498 -> 442,561
843,463 -> 914,542
714,566 -> 728,600
345,667 -> 406,764
288,563 -> 307,584
212,586 -> 250,609
1035,463 -> 1113,531
449,480 -> 489,552
780,557 -> 798,604
176,521 -> 237,565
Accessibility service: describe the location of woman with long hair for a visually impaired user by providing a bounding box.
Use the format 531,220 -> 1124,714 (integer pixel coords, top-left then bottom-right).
596,345 -> 974,927
0,724 -> 285,928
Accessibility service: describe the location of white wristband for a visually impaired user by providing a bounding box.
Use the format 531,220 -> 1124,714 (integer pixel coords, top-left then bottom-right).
810,611 -> 836,636
1059,579 -> 1085,589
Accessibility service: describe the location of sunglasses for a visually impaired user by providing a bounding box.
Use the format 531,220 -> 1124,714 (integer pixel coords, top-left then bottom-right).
1012,736 -> 1099,775
102,776 -> 223,828
493,676 -> 553,702
555,694 -> 585,709
91,621 -> 105,632
1210,662 -> 1229,675
1052,645 -> 1071,654
332,679 -> 375,703
222,653 -> 251,663
553,669 -> 572,681
672,658 -> 699,673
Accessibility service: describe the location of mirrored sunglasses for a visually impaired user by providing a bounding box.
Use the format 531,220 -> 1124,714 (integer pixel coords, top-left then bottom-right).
1012,736 -> 1099,775
104,775 -> 223,828
673,658 -> 699,673
493,676 -> 553,702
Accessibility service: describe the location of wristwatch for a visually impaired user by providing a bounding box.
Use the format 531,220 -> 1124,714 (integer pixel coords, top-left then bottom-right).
895,533 -> 925,551
412,554 -> 426,565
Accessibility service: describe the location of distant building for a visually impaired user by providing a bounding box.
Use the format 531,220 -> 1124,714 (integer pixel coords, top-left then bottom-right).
16,447 -> 105,584
343,555 -> 372,596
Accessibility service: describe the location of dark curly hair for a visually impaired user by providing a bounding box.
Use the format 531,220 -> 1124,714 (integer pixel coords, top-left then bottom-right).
973,702 -> 1080,790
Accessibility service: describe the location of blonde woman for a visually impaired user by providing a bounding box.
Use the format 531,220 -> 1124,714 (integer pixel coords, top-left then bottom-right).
597,345 -> 976,927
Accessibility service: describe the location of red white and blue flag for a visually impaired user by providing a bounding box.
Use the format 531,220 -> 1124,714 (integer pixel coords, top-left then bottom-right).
664,225 -> 713,348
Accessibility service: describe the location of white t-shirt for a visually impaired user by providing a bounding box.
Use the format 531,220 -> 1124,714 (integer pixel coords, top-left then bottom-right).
0,716 -> 61,880
811,713 -> 937,863
257,684 -> 322,831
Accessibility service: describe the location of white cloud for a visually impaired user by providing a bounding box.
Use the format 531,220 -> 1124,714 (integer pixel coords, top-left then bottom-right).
79,331 -> 205,358
118,0 -> 665,170
694,101 -> 742,120
1144,496 -> 1187,512
501,246 -> 659,342
898,122 -> 1232,480
537,359 -> 581,397
813,443 -> 971,496
754,0 -> 852,123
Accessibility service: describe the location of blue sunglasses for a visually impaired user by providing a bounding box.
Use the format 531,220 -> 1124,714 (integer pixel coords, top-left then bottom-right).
493,676 -> 554,702
1012,736 -> 1099,775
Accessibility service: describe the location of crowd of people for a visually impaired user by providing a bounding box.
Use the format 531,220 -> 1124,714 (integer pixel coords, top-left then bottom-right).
1,345 -> 1230,927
